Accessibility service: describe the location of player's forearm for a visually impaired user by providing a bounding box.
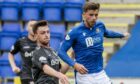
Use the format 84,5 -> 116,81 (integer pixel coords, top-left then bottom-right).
61,51 -> 75,74
105,30 -> 124,38
61,63 -> 70,74
43,64 -> 61,78
58,49 -> 75,67
8,53 -> 17,68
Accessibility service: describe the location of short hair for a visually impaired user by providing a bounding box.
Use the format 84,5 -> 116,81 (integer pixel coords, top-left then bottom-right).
83,2 -> 100,12
33,20 -> 48,34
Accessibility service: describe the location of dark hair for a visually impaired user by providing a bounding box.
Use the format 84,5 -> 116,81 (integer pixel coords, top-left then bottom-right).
33,20 -> 48,34
83,2 -> 100,12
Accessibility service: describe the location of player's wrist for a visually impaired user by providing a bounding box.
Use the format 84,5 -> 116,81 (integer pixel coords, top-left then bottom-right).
56,72 -> 62,79
73,62 -> 78,69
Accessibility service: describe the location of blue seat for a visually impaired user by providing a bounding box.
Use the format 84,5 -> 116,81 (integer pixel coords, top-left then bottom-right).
64,3 -> 83,22
1,2 -> 19,21
65,0 -> 85,4
43,3 -> 63,21
21,2 -> 41,21
49,23 -> 65,38
3,0 -> 22,3
21,31 -> 28,37
50,33 -> 63,51
23,0 -> 43,3
45,0 -> 64,3
0,52 -> 19,78
2,22 -> 21,33
0,33 -> 20,51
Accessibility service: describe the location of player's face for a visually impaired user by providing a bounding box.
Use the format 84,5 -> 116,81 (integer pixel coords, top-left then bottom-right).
83,9 -> 99,27
36,26 -> 50,46
27,21 -> 37,36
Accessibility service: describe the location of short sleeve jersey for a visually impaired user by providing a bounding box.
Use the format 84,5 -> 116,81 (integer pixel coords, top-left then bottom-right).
32,47 -> 61,84
10,37 -> 37,79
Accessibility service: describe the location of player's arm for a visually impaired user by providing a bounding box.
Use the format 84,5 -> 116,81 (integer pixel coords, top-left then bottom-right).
43,64 -> 69,84
60,51 -> 75,74
101,22 -> 126,38
58,30 -> 76,67
32,52 -> 69,84
58,30 -> 88,74
8,40 -> 21,73
104,28 -> 125,38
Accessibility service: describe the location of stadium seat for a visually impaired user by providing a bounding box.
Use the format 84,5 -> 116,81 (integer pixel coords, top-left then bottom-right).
49,23 -> 65,37
0,33 -> 20,51
45,0 -> 64,3
2,22 -> 21,33
23,0 -> 43,3
0,52 -> 17,78
21,2 -> 41,21
3,0 -> 22,3
0,2 -> 19,21
43,2 -> 63,21
21,31 -> 28,37
65,0 -> 85,4
64,3 -> 83,22
50,33 -> 63,51
21,22 -> 28,37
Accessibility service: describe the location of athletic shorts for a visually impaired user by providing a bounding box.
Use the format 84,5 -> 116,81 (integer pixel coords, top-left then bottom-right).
76,70 -> 112,84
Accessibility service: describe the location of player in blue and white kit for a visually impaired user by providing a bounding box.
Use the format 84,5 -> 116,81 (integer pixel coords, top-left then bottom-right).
58,2 -> 130,84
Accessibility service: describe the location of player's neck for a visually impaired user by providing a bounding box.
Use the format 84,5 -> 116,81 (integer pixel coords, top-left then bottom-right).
38,42 -> 49,48
84,21 -> 94,28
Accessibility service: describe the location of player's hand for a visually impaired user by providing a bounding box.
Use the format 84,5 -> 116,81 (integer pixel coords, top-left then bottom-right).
57,72 -> 69,84
74,63 -> 88,74
123,32 -> 130,39
12,66 -> 21,73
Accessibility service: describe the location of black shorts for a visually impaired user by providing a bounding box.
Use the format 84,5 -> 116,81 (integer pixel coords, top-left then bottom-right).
21,78 -> 34,84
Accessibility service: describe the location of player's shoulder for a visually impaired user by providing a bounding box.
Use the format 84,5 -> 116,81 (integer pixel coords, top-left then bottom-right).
96,20 -> 105,26
68,22 -> 83,33
33,46 -> 42,54
19,36 -> 28,41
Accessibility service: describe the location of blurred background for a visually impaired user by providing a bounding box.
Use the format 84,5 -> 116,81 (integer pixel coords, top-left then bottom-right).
0,0 -> 140,84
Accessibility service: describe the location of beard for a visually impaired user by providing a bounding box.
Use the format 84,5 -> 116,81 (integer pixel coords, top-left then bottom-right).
86,20 -> 95,28
38,40 -> 50,47
42,41 -> 49,46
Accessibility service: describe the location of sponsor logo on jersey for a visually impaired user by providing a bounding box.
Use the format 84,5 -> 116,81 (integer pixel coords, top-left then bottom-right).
65,34 -> 70,40
85,37 -> 101,47
39,56 -> 47,63
83,32 -> 86,36
96,28 -> 100,33
25,51 -> 33,57
51,59 -> 59,66
23,46 -> 30,49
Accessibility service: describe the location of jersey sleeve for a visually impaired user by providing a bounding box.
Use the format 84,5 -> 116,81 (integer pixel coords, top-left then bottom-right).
103,23 -> 124,38
10,40 -> 20,55
58,29 -> 77,67
32,51 -> 49,69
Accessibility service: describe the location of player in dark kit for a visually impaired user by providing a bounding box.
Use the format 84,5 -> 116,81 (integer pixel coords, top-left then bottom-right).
32,20 -> 70,84
8,20 -> 37,84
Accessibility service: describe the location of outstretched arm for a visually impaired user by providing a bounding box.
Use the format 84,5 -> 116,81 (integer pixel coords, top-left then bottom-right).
60,51 -> 75,74
43,64 -> 69,84
104,29 -> 124,38
58,30 -> 88,74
